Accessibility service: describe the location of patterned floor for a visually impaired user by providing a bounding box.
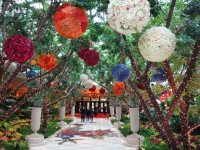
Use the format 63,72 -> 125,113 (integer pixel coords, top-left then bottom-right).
30,117 -> 137,150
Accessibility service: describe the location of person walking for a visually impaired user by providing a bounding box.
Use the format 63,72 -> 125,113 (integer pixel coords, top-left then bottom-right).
81,107 -> 86,122
86,109 -> 91,122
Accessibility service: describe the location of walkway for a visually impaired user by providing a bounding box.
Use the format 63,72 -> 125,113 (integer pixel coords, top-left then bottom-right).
30,117 -> 137,150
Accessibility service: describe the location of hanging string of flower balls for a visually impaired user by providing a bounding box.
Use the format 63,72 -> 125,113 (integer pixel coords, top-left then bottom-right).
107,0 -> 150,35
138,26 -> 176,62
78,47 -> 90,60
37,54 -> 58,71
152,68 -> 167,83
112,64 -> 131,82
3,35 -> 34,63
113,82 -> 125,96
54,3 -> 88,39
84,50 -> 100,66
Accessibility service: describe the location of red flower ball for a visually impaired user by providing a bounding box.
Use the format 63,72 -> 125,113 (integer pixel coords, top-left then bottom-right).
89,85 -> 96,91
3,35 -> 34,63
84,50 -> 100,66
78,48 -> 90,60
99,88 -> 106,94
54,3 -> 88,38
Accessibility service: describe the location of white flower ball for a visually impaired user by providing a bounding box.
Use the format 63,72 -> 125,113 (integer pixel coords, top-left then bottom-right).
88,74 -> 94,80
80,74 -> 88,82
107,0 -> 150,35
138,26 -> 176,62
83,80 -> 93,89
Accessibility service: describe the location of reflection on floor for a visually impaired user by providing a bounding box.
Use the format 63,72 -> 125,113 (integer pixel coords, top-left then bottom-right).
30,117 -> 137,150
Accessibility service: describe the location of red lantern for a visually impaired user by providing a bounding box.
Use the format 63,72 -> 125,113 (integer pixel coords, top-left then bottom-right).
84,50 -> 100,66
38,54 -> 57,71
3,35 -> 34,63
54,3 -> 88,38
89,85 -> 96,91
113,82 -> 125,96
99,88 -> 106,94
78,48 -> 90,60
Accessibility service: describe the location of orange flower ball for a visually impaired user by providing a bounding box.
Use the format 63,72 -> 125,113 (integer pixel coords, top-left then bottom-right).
31,59 -> 37,65
16,86 -> 28,98
38,54 -> 57,71
113,82 -> 125,96
54,3 -> 88,38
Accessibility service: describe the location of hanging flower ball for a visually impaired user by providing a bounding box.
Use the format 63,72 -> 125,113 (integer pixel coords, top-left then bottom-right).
3,35 -> 34,63
99,88 -> 106,94
113,82 -> 125,96
107,0 -> 150,35
84,50 -> 100,66
78,48 -> 90,60
54,3 -> 88,38
31,59 -> 37,65
152,68 -> 167,83
16,86 -> 28,98
89,85 -> 96,91
27,70 -> 37,78
138,26 -> 176,62
83,80 -> 93,89
80,74 -> 88,82
38,54 -> 57,71
112,64 -> 130,82
50,81 -> 57,87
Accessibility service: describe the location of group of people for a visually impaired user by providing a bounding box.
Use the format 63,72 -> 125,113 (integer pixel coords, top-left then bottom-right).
80,107 -> 94,122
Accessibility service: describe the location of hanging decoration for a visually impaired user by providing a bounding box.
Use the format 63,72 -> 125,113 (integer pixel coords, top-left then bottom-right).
107,0 -> 150,35
37,54 -> 57,71
99,88 -> 106,94
50,81 -> 57,87
138,26 -> 176,62
80,74 -> 88,82
89,85 -> 96,92
16,86 -> 29,99
27,70 -> 37,78
152,68 -> 167,83
78,48 -> 90,60
158,91 -> 172,102
113,82 -> 125,96
112,64 -> 130,82
84,50 -> 100,66
3,35 -> 34,63
83,80 -> 93,89
54,3 -> 88,39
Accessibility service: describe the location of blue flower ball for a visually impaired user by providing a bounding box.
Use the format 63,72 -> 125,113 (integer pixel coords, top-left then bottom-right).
112,64 -> 130,82
27,70 -> 37,78
152,68 -> 167,83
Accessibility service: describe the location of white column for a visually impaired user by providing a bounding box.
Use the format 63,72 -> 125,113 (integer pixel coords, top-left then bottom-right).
31,107 -> 42,133
116,106 -> 121,121
109,106 -> 114,118
71,105 -> 75,116
129,107 -> 139,133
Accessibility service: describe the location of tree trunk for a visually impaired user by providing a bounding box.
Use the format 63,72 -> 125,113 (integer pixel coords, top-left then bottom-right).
42,97 -> 50,134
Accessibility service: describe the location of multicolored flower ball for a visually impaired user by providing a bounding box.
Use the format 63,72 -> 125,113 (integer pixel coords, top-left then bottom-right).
38,54 -> 57,71
99,88 -> 106,94
27,70 -> 37,78
84,50 -> 100,66
54,3 -> 88,38
113,82 -> 125,96
3,35 -> 34,63
107,0 -> 150,35
138,27 -> 176,62
112,64 -> 130,82
152,68 -> 167,83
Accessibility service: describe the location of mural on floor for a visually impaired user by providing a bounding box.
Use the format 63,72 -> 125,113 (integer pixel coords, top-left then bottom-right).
56,123 -> 118,144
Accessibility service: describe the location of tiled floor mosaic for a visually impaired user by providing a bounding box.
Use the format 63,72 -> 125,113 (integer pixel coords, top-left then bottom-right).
30,117 -> 137,150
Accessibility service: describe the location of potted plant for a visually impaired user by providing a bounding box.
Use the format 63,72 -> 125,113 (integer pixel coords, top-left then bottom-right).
58,99 -> 68,127
26,94 -> 46,147
125,95 -> 144,148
